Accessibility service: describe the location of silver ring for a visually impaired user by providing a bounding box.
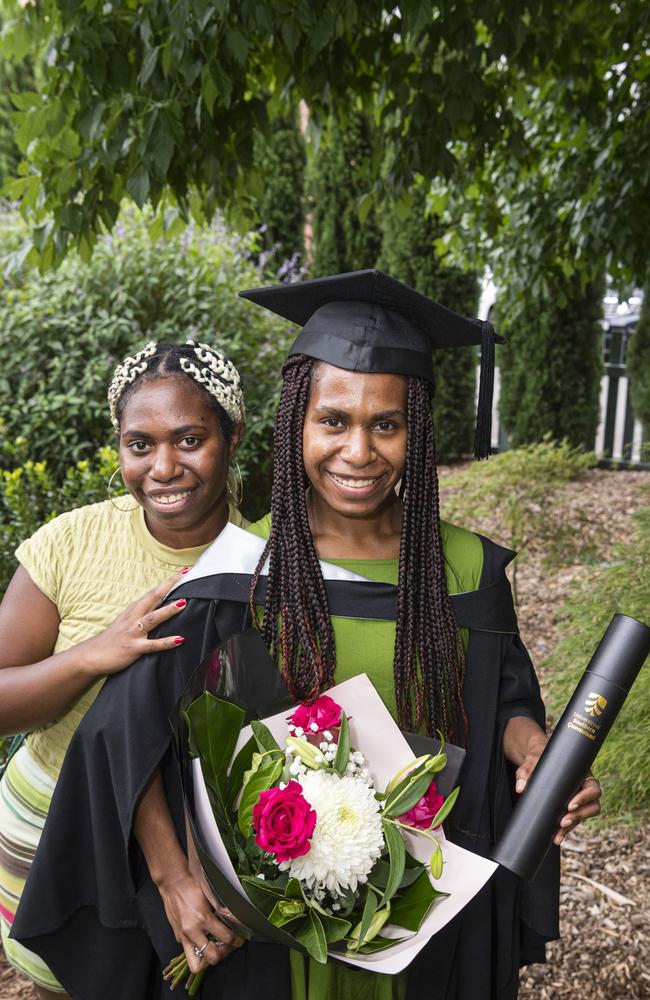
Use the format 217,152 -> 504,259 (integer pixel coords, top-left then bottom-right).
194,942 -> 208,960
136,619 -> 145,632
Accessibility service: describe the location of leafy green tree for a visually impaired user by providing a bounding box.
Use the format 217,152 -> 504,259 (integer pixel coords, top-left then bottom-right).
256,113 -> 306,272
428,1 -> 650,295
0,0 -> 634,274
307,112 -> 382,274
498,275 -> 604,449
379,186 -> 479,460
627,288 -> 650,436
0,208 -> 293,519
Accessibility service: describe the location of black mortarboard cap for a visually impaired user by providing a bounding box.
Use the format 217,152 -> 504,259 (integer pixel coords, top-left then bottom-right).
239,269 -> 503,458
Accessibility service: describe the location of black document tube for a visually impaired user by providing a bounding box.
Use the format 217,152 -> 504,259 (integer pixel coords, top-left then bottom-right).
492,613 -> 650,880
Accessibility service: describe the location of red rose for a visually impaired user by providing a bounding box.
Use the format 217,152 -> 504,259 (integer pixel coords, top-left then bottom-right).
287,695 -> 342,735
397,780 -> 445,830
253,781 -> 317,862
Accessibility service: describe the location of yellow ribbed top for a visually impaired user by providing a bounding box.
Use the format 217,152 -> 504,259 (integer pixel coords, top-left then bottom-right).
16,498 -> 246,778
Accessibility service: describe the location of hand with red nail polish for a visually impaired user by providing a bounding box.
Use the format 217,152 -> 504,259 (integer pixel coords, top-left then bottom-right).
76,569 -> 192,678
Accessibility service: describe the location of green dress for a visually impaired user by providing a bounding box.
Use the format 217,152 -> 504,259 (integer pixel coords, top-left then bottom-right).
246,516 -> 484,1000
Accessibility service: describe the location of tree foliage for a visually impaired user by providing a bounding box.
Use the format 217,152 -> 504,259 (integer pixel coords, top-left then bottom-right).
0,0 -> 633,271
498,275 -> 604,449
0,207 -> 293,519
379,185 -> 479,460
428,2 -> 650,294
0,55 -> 32,187
256,112 -> 306,273
307,111 -> 382,274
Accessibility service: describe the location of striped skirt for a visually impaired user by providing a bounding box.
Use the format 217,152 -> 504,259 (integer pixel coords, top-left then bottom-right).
0,743 -> 65,992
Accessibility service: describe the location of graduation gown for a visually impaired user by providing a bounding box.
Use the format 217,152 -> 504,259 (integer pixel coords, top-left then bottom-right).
11,523 -> 559,1000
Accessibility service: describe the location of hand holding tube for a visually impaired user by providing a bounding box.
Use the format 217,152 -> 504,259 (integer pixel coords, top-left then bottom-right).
509,723 -> 602,844
493,613 -> 650,880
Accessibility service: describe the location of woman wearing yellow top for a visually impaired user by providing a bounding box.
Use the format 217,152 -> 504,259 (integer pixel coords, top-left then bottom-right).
0,338 -> 245,998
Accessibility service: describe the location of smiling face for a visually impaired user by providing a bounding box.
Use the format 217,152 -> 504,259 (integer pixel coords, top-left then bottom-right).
118,376 -> 243,548
302,363 -> 408,524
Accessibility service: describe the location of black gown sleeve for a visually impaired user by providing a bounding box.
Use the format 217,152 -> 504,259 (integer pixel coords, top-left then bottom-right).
11,596 -> 230,998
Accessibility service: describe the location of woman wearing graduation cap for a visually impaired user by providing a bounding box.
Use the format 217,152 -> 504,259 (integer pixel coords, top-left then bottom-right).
11,271 -> 601,1000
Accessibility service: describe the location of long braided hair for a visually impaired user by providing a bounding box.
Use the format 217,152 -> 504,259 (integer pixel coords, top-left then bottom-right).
251,354 -> 466,743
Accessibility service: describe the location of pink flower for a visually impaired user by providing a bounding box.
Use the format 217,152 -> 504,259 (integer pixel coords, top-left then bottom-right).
397,780 -> 445,830
253,781 -> 317,863
287,695 -> 342,735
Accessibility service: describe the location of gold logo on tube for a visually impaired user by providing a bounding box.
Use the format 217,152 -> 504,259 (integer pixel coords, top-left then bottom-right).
585,692 -> 608,717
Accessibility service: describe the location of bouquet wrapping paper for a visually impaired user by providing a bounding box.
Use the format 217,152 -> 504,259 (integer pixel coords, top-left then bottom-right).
187,670 -> 497,974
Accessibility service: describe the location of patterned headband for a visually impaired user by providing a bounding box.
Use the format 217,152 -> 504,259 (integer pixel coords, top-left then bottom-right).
107,339 -> 245,431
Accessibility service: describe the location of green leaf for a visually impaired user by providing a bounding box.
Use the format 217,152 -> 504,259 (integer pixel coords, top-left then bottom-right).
347,933 -> 408,955
125,164 -> 151,208
226,735 -> 256,811
383,768 -> 435,818
251,719 -> 281,754
226,27 -> 249,64
237,757 -> 284,836
170,0 -> 189,39
388,871 -> 448,932
318,912 -> 352,944
367,858 -> 417,891
150,118 -> 176,179
139,46 -> 159,86
294,909 -> 327,964
201,67 -> 219,116
286,877 -> 303,900
242,751 -> 266,789
428,786 -> 460,829
0,18 -> 33,61
10,91 -> 40,112
240,875 -> 287,915
282,19 -> 300,54
161,43 -> 173,77
184,692 -> 245,801
333,712 -> 350,776
380,819 -> 406,906
356,190 -> 375,224
356,887 -> 378,949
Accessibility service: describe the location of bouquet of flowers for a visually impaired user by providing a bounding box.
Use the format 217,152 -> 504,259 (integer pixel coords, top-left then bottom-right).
166,633 -> 496,992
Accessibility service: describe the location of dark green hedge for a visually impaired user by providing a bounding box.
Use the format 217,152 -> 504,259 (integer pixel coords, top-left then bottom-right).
256,113 -> 306,272
306,111 -> 382,274
379,186 -> 479,461
499,275 -> 604,449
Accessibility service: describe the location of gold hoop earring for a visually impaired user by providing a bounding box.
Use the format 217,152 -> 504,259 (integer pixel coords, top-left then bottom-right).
227,460 -> 244,508
107,467 -> 133,513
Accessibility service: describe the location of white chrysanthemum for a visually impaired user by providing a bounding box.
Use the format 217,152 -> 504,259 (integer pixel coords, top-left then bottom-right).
283,770 -> 384,894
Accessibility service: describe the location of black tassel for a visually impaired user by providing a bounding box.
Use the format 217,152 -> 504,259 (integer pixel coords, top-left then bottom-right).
473,321 -> 496,460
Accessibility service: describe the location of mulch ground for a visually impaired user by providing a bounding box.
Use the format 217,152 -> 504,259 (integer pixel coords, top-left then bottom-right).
513,468 -> 650,999
1,467 -> 649,999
